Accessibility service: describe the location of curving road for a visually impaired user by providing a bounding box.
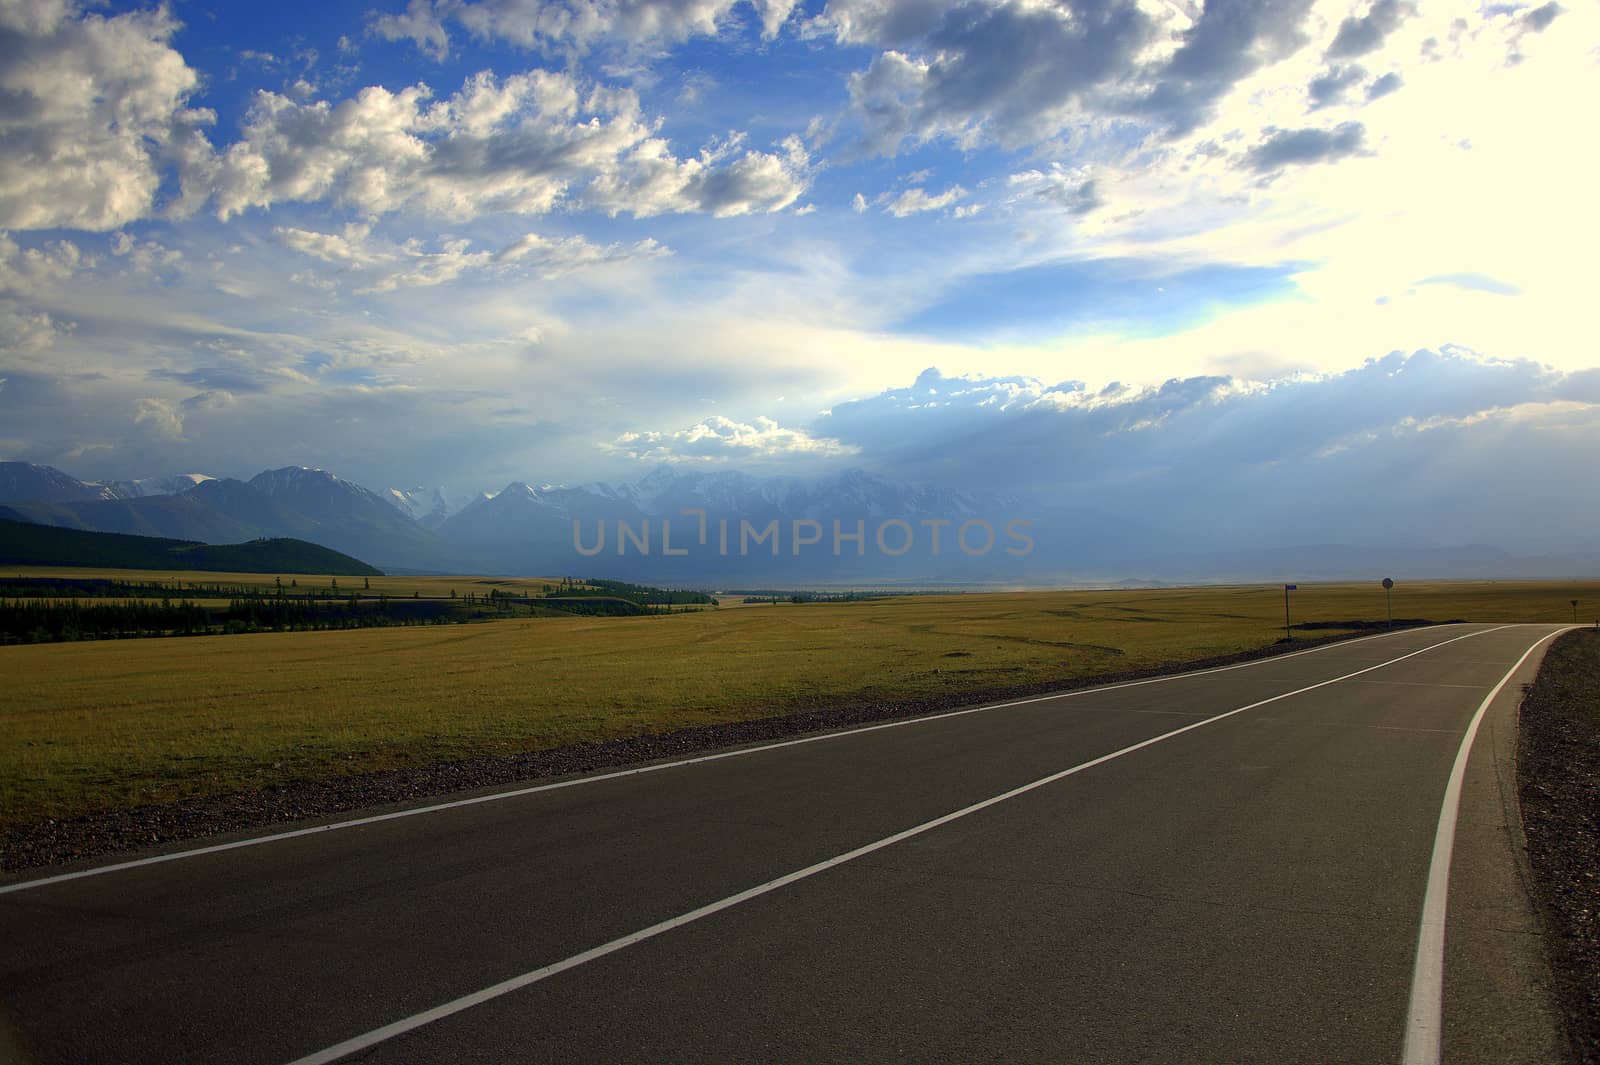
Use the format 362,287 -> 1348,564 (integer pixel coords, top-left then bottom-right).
0,623 -> 1575,1064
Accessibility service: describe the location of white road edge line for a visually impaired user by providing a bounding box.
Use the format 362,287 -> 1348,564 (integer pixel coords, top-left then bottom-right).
1400,624 -> 1576,1065
284,624 -> 1510,1065
0,623 -> 1468,896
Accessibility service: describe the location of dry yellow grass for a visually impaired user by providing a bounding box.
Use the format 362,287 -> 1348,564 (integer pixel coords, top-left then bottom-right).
2,578 -> 1595,827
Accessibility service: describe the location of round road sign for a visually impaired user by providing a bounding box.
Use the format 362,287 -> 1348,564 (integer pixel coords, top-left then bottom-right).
1382,577 -> 1394,590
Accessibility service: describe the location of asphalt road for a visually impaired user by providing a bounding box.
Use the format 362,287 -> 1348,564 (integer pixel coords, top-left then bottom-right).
0,623 -> 1575,1064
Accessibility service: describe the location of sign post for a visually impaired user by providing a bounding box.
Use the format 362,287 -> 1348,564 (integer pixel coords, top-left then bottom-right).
1572,599 -> 1580,624
1383,577 -> 1394,628
1284,584 -> 1297,641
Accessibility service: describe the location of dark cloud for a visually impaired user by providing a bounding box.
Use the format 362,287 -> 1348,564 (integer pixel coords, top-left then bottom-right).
180,390 -> 237,411
1009,167 -> 1103,215
835,0 -> 1326,148
1242,122 -> 1365,172
1365,71 -> 1403,100
1135,0 -> 1316,135
1054,177 -> 1101,215
818,351 -> 1574,490
1326,0 -> 1414,59
921,0 -> 1152,132
809,352 -> 1600,555
149,365 -> 277,393
828,0 -> 961,46
1521,2 -> 1562,32
1505,2 -> 1562,64
841,0 -> 1157,153
1307,64 -> 1366,109
1561,368 -> 1600,404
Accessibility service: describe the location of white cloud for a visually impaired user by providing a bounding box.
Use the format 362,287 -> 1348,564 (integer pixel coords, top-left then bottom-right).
586,132 -> 811,218
496,231 -> 670,275
0,233 -> 92,292
209,70 -> 809,222
0,1 -> 214,231
108,232 -> 184,278
1007,164 -> 1102,215
133,396 -> 185,439
371,0 -> 451,59
883,184 -> 965,217
279,224 -> 491,291
372,0 -> 799,58
276,222 -> 668,291
852,0 -> 1600,383
0,306 -> 68,352
0,232 -> 86,356
607,414 -> 858,462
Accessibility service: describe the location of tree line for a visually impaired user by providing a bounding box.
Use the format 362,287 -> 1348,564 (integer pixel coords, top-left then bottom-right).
0,595 -> 456,644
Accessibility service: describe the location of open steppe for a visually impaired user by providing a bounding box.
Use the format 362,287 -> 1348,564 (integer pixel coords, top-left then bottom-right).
2,576 -> 1595,830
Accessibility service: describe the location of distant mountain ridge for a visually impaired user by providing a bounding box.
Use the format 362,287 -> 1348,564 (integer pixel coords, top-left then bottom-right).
2,461 -> 1596,583
0,463 -> 452,572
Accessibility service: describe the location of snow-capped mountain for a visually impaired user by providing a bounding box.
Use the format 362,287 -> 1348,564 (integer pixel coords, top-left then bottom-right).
384,486 -> 470,529
241,467 -> 453,566
101,473 -> 215,499
0,462 -> 120,504
247,466 -> 390,515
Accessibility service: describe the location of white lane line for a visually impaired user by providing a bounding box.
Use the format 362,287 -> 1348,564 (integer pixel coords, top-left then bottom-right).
0,624 -> 1462,896
284,625 -> 1509,1065
1400,625 -> 1574,1065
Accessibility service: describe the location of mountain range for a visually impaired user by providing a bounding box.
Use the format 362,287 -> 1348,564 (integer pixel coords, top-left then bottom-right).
1,461 -> 1596,585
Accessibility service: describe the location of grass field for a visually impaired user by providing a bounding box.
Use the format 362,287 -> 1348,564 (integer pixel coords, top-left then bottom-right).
2,578 -> 1595,829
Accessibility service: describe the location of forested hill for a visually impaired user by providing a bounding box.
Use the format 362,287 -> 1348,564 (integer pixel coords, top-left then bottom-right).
0,517 -> 383,576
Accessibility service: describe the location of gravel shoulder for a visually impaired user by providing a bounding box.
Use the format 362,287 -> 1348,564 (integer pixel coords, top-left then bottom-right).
1,626 -> 1417,876
1518,627 -> 1600,1065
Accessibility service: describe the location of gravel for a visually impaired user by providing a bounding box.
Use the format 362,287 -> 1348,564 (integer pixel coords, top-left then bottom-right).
1518,627 -> 1600,1065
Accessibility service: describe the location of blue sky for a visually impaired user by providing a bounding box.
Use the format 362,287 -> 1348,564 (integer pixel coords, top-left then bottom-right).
0,0 -> 1597,548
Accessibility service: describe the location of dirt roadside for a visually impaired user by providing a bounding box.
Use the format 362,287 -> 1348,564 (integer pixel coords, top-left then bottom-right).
1518,628 -> 1600,1065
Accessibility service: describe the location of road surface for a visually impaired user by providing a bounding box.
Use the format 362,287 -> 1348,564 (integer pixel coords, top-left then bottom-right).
0,623 -> 1574,1064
